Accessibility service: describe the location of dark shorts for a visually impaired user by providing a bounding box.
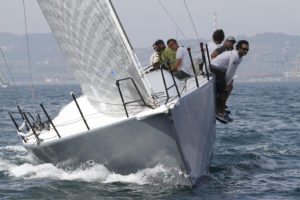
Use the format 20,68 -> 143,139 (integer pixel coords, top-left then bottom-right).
211,66 -> 226,94
172,70 -> 191,79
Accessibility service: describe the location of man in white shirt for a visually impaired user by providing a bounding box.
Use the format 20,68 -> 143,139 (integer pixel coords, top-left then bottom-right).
210,36 -> 236,104
211,40 -> 249,123
201,29 -> 224,74
207,29 -> 225,58
167,39 -> 193,79
149,43 -> 159,67
211,36 -> 236,59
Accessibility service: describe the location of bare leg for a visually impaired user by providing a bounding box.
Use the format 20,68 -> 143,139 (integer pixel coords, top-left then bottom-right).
225,83 -> 233,106
216,93 -> 226,114
219,93 -> 227,114
224,80 -> 233,108
216,94 -> 222,114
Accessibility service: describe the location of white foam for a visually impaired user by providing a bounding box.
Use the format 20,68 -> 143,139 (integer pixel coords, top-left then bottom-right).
9,163 -> 110,181
0,145 -> 26,152
104,165 -> 174,185
236,144 -> 269,152
258,156 -> 277,170
278,149 -> 288,154
0,157 -> 14,171
0,145 -> 187,185
7,162 -> 186,185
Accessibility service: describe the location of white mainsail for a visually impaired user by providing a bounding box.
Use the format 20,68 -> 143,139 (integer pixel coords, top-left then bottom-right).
38,0 -> 152,114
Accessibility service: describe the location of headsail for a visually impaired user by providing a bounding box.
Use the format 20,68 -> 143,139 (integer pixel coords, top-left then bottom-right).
38,0 -> 152,114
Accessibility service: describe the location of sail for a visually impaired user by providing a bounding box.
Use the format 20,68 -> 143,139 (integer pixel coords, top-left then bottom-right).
38,0 -> 151,114
0,72 -> 7,87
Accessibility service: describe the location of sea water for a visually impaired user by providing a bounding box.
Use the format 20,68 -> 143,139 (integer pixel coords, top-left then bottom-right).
0,82 -> 299,199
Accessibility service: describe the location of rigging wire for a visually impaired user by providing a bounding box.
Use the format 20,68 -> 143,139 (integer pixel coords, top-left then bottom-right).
183,0 -> 201,44
157,0 -> 193,47
0,48 -> 16,86
0,47 -> 18,95
22,0 -> 35,114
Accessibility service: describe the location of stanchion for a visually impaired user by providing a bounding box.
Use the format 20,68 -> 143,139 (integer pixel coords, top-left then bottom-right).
187,47 -> 199,88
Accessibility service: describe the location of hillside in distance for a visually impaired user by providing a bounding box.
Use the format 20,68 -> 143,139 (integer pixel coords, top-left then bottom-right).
0,32 -> 72,84
0,32 -> 299,84
136,33 -> 300,81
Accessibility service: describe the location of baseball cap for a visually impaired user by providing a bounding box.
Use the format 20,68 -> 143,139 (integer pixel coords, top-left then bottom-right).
226,36 -> 236,42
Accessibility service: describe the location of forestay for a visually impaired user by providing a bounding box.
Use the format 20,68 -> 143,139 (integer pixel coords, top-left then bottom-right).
38,0 -> 152,114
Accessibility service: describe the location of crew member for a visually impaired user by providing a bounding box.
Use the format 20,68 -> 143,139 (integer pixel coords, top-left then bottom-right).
207,29 -> 225,58
167,39 -> 193,79
211,36 -> 236,59
211,36 -> 236,107
154,39 -> 176,69
211,40 -> 249,123
149,43 -> 159,68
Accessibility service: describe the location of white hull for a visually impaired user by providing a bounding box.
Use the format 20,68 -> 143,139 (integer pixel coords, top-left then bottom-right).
21,74 -> 216,186
24,113 -> 181,174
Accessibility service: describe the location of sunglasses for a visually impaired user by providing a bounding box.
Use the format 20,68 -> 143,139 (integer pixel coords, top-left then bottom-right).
242,48 -> 249,51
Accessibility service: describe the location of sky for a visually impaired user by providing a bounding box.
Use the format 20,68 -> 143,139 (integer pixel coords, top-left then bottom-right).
0,0 -> 300,48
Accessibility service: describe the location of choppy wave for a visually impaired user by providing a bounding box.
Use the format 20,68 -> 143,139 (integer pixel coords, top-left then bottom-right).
6,161 -> 187,186
0,146 -> 188,186
0,145 -> 26,152
0,157 -> 14,171
0,145 -> 189,186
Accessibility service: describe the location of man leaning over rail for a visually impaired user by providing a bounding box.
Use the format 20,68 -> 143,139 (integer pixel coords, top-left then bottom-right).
211,36 -> 236,110
210,40 -> 249,124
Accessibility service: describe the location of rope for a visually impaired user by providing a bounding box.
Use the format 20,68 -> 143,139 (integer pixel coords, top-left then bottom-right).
183,0 -> 201,44
22,0 -> 35,114
158,0 -> 193,47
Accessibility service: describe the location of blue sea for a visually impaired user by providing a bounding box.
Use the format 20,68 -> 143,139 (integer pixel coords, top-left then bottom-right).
0,82 -> 299,199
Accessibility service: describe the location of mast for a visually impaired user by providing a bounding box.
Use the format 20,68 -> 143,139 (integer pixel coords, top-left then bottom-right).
106,0 -> 143,71
108,0 -> 134,51
107,0 -> 153,99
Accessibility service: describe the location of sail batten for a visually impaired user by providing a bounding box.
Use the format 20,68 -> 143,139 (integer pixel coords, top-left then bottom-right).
38,0 -> 151,114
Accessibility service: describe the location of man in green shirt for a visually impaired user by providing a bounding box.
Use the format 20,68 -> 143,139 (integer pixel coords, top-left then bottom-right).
154,40 -> 176,69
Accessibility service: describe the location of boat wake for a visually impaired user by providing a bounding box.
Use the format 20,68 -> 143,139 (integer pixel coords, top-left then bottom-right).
1,145 -> 190,186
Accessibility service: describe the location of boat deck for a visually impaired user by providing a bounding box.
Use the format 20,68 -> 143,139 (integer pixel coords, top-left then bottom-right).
21,74 -> 209,146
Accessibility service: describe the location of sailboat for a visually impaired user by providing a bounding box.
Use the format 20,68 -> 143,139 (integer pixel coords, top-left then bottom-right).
11,0 -> 216,186
0,71 -> 8,88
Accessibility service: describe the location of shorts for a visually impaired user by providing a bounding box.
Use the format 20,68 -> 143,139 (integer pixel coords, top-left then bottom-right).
211,66 -> 227,94
172,70 -> 191,79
